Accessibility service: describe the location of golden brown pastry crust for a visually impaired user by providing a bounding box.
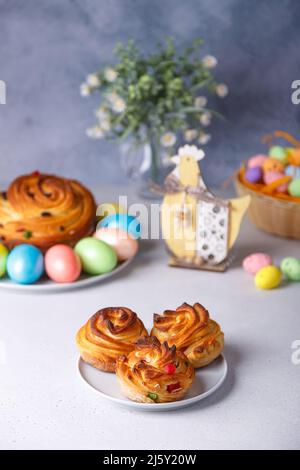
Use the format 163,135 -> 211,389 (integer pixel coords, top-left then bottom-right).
116,336 -> 195,403
76,307 -> 148,372
151,302 -> 224,368
0,172 -> 96,251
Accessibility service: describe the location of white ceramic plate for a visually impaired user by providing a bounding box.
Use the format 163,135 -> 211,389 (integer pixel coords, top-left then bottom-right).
0,256 -> 135,293
78,354 -> 228,411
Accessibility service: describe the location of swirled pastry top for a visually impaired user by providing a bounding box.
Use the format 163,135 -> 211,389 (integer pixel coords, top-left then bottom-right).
116,336 -> 195,403
0,172 -> 96,250
76,307 -> 148,372
151,302 -> 224,368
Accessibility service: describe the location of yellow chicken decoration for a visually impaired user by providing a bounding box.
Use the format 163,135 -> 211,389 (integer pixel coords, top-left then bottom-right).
161,145 -> 250,270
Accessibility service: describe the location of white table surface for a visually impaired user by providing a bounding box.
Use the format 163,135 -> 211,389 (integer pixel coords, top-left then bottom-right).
1,186 -> 300,450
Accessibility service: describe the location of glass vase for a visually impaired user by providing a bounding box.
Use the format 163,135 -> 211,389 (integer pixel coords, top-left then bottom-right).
120,133 -> 172,199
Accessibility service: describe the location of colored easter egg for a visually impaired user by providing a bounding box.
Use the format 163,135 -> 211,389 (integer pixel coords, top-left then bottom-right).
280,257 -> 300,282
0,243 -> 8,278
99,214 -> 141,239
288,178 -> 300,197
285,165 -> 300,179
96,202 -> 126,221
45,245 -> 81,283
287,148 -> 300,166
94,227 -> 138,262
7,244 -> 44,284
263,171 -> 288,193
247,154 -> 267,169
245,166 -> 263,184
75,237 -> 117,275
255,265 -> 281,290
263,158 -> 284,174
268,146 -> 288,165
243,253 -> 273,275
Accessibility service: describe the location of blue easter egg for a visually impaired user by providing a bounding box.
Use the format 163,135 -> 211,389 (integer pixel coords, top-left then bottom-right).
7,244 -> 44,284
285,165 -> 300,179
99,213 -> 141,239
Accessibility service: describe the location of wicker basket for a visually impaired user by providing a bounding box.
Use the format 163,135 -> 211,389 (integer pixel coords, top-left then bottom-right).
235,170 -> 300,240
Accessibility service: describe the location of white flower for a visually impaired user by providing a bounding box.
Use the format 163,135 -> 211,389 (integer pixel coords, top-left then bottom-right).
106,91 -> 126,113
198,132 -> 211,145
95,106 -> 109,120
199,111 -> 212,127
86,74 -> 101,88
100,118 -> 111,131
86,126 -> 104,139
202,55 -> 218,69
80,83 -> 90,97
194,96 -> 207,108
216,83 -> 229,98
107,91 -> 118,104
112,96 -> 126,113
184,129 -> 198,142
160,132 -> 177,148
104,67 -> 118,82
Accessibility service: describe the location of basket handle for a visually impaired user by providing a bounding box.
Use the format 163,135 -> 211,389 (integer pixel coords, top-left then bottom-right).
262,131 -> 300,148
261,175 -> 292,194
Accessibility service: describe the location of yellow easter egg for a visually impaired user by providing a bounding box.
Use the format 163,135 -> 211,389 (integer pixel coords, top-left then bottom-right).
0,243 -> 8,277
255,265 -> 281,290
96,202 -> 126,221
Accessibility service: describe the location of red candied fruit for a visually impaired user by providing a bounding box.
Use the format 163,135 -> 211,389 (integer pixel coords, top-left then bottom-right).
165,363 -> 176,375
167,382 -> 181,393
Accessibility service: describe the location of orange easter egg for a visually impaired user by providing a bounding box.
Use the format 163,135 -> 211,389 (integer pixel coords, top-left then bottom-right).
263,158 -> 284,174
288,148 -> 300,166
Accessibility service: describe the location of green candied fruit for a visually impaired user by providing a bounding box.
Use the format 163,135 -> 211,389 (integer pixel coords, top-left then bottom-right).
23,230 -> 32,239
148,392 -> 158,401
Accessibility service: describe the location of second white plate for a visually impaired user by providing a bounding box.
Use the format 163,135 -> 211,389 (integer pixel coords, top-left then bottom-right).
78,354 -> 228,411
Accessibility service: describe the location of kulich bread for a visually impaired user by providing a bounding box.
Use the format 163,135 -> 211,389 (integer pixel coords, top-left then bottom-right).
151,302 -> 224,368
0,172 -> 96,251
76,307 -> 148,372
116,336 -> 195,403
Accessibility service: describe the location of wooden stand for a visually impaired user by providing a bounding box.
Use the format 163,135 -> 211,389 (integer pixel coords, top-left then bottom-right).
168,256 -> 230,272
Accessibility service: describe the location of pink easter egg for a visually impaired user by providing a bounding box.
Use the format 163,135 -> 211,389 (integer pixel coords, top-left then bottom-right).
45,244 -> 81,283
243,253 -> 273,275
248,154 -> 268,169
263,171 -> 288,193
94,227 -> 138,261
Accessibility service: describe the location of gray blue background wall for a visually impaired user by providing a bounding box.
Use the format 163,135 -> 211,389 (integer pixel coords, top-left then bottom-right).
0,0 -> 300,187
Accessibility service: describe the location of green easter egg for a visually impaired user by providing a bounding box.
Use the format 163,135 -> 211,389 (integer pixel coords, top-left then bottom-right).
255,265 -> 281,290
280,257 -> 300,281
75,237 -> 117,275
0,243 -> 8,277
269,146 -> 288,165
288,178 -> 300,197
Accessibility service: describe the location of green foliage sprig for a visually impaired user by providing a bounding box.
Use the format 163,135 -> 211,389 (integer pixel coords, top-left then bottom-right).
81,37 -> 228,148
